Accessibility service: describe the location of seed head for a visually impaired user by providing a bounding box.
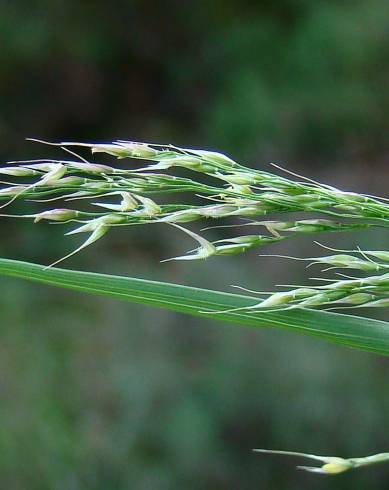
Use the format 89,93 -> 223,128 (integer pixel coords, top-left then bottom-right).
253,450 -> 354,475
0,167 -> 39,177
310,458 -> 354,474
38,164 -> 67,186
33,209 -> 79,223
0,186 -> 29,196
91,142 -> 158,159
68,162 -> 115,174
66,214 -> 125,235
93,192 -> 138,212
186,149 -> 237,167
134,195 -> 161,216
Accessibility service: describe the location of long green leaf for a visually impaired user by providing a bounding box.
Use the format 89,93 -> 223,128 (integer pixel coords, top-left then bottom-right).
0,258 -> 388,355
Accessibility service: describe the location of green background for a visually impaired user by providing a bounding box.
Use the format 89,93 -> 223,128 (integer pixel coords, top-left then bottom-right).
0,1 -> 389,488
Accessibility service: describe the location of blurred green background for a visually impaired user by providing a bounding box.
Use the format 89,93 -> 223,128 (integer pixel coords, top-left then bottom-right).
1,1 -> 389,488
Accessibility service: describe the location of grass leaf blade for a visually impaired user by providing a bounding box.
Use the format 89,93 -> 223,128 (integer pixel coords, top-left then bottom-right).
0,257 -> 388,355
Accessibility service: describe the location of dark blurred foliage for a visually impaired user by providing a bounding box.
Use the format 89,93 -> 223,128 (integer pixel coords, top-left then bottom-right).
0,1 -> 389,489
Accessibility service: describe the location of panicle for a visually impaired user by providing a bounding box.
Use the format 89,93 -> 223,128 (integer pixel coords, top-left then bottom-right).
0,138 -> 388,271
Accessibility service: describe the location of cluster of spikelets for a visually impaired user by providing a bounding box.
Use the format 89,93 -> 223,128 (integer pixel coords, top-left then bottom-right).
0,139 -> 388,311
225,246 -> 389,313
253,449 -> 389,475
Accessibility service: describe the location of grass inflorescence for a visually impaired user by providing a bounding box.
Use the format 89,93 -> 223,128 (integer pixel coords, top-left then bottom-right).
1,140 -> 389,476
0,139 -> 388,310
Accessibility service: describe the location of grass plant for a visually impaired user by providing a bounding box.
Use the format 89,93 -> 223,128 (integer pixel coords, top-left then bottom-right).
0,139 -> 388,475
